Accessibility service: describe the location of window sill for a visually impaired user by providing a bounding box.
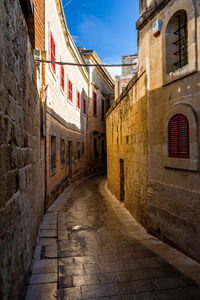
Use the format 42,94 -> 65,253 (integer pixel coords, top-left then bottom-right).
60,87 -> 65,97
67,99 -> 73,106
163,62 -> 197,86
164,157 -> 199,171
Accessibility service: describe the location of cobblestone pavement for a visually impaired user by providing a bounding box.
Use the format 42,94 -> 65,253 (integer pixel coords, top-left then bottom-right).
25,176 -> 200,300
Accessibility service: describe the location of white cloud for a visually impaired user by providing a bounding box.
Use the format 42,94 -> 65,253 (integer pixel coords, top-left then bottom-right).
106,67 -> 122,79
103,56 -> 122,79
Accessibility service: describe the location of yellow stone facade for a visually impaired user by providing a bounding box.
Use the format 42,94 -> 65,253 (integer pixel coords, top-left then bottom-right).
107,0 -> 200,262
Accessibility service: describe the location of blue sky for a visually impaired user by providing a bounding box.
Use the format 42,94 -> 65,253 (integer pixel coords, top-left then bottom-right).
62,0 -> 139,77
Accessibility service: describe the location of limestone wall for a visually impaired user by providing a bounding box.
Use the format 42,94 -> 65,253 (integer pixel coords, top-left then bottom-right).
107,0 -> 200,263
106,72 -> 148,226
0,1 -> 45,299
141,0 -> 200,262
115,0 -> 200,262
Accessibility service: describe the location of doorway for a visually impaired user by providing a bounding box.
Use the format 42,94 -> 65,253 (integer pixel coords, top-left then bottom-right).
68,141 -> 72,178
120,159 -> 125,202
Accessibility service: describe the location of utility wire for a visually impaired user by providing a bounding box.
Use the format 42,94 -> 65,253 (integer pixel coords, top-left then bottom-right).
35,59 -> 137,68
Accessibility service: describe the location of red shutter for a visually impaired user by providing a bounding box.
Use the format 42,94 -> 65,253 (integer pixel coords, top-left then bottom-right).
83,99 -> 86,114
77,92 -> 80,109
50,33 -> 56,73
68,80 -> 73,102
61,66 -> 64,91
168,114 -> 189,159
178,116 -> 189,158
93,92 -> 97,115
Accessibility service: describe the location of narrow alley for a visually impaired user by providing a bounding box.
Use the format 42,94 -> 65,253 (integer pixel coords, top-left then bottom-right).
25,176 -> 200,300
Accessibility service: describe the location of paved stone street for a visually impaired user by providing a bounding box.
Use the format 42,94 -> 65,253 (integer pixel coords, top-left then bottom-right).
25,176 -> 200,300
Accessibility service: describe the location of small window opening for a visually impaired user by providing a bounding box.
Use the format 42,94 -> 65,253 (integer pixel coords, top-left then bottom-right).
166,10 -> 188,73
168,114 -> 189,159
77,142 -> 81,160
60,139 -> 65,166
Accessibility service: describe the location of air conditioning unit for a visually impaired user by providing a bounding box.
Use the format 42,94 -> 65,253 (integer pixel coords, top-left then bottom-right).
152,19 -> 162,37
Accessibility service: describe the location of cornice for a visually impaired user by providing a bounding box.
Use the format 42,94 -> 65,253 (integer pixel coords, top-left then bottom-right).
55,0 -> 89,83
136,0 -> 171,30
82,51 -> 114,90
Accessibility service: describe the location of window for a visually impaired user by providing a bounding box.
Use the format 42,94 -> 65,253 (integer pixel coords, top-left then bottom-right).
68,80 -> 73,102
83,99 -> 86,115
77,91 -> 80,109
166,10 -> 188,73
77,142 -> 81,160
101,99 -> 104,120
61,65 -> 64,91
60,139 -> 65,166
50,32 -> 56,73
168,114 -> 189,159
93,92 -> 97,115
51,136 -> 56,170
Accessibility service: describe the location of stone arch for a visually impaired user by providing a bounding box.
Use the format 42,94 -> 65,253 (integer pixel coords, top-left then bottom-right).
165,10 -> 188,74
163,103 -> 199,170
162,0 -> 197,84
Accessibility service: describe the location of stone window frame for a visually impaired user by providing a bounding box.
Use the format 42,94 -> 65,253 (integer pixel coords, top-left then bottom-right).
162,0 -> 197,86
163,103 -> 199,171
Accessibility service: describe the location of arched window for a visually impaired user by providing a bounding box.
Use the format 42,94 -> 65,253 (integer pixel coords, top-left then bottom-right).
166,10 -> 188,74
168,114 -> 189,159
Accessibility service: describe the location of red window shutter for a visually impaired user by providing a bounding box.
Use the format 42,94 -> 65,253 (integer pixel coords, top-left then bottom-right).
77,92 -> 80,109
61,66 -> 64,91
101,99 -> 104,119
50,33 -> 56,73
83,99 -> 86,114
178,117 -> 189,158
68,80 -> 73,102
168,114 -> 189,159
93,92 -> 97,115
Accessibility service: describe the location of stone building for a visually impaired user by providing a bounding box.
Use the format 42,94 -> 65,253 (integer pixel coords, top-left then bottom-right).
0,0 -> 45,299
40,0 -> 89,207
114,54 -> 138,100
36,0 -> 114,206
107,0 -> 200,262
79,48 -> 114,173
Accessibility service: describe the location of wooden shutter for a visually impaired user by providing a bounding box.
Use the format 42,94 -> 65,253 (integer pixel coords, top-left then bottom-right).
61,65 -> 64,91
83,99 -> 86,114
68,80 -> 73,101
93,92 -> 97,115
77,91 -> 80,109
168,114 -> 189,159
178,116 -> 189,158
50,33 -> 56,73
